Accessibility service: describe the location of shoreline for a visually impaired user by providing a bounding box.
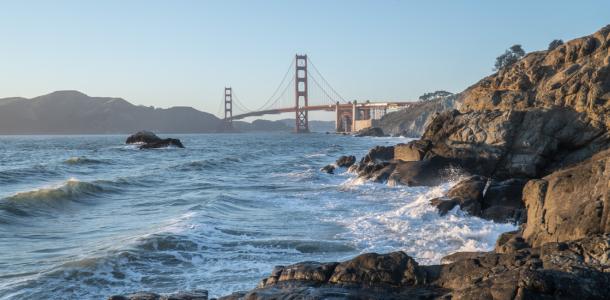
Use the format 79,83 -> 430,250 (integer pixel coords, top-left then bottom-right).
110,24 -> 610,300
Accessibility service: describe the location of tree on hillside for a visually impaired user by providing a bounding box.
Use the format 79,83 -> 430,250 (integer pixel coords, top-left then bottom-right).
548,39 -> 564,51
418,90 -> 454,102
493,44 -> 525,71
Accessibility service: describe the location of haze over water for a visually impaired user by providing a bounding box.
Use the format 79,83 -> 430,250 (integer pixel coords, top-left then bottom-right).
0,133 -> 514,299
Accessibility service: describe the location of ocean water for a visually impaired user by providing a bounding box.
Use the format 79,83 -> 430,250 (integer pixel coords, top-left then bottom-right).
0,133 -> 515,299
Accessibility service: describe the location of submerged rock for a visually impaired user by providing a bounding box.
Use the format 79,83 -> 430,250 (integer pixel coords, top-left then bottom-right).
320,164 -> 335,174
126,131 -> 185,149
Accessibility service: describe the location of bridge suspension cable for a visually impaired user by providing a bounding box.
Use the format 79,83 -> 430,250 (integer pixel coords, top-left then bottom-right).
308,58 -> 348,103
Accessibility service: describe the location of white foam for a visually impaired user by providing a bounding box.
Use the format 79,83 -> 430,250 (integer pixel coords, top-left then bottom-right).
327,182 -> 517,264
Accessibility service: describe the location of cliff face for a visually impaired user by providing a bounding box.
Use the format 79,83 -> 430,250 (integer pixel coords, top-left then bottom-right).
377,95 -> 457,137
460,24 -> 610,129
416,25 -> 610,180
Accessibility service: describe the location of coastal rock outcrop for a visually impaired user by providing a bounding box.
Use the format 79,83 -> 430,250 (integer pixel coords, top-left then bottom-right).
430,175 -> 526,222
522,148 -> 610,247
216,234 -> 610,300
355,127 -> 386,137
126,131 -> 185,149
108,290 -> 208,300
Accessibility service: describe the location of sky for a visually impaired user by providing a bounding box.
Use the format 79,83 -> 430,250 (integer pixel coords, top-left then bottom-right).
0,0 -> 609,120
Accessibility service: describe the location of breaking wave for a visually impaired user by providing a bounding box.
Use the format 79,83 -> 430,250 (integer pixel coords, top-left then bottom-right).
0,178 -> 118,220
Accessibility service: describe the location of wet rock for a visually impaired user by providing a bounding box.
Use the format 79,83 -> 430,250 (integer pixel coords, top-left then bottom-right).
125,131 -> 161,144
139,138 -> 185,149
349,146 -> 396,180
429,176 -> 526,222
430,175 -> 486,216
108,290 -> 208,300
362,146 -> 394,164
480,178 -> 527,223
126,131 -> 185,149
355,127 -> 386,137
217,234 -> 610,300
335,155 -> 356,168
387,156 -> 464,187
320,164 -> 335,174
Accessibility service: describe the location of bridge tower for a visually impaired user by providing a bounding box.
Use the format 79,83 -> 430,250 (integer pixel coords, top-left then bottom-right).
224,87 -> 233,130
294,54 -> 309,133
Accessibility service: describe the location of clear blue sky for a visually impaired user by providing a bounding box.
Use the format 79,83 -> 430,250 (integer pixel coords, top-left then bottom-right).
0,0 -> 608,120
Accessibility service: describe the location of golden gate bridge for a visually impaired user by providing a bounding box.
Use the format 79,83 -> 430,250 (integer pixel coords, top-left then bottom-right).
220,54 -> 416,133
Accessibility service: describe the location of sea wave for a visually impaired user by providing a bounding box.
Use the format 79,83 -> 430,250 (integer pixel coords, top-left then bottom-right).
0,178 -> 119,220
170,157 -> 241,171
63,156 -> 107,165
0,165 -> 60,184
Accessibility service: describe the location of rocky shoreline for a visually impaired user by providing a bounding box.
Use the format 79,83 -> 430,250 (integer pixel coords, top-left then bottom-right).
110,25 -> 610,299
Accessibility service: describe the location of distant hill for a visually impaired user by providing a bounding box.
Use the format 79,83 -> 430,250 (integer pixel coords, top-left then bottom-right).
0,91 -> 294,134
0,91 -> 222,134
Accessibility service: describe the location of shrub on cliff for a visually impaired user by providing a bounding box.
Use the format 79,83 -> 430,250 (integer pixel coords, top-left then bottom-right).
493,44 -> 525,71
418,90 -> 453,102
547,39 -> 563,50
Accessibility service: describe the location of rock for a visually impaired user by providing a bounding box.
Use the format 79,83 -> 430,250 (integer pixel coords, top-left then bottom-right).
355,127 -> 386,137
139,138 -> 185,149
460,25 -> 610,130
349,146 -> 396,180
218,235 -> 610,300
108,290 -> 208,300
377,94 -> 458,137
125,131 -> 161,144
430,175 -> 486,216
410,25 -> 610,180
480,178 -> 527,223
329,252 -> 426,286
394,140 -> 431,162
335,155 -> 356,167
387,156 -> 465,187
320,164 -> 335,174
126,131 -> 185,149
494,230 -> 529,254
522,148 -> 610,247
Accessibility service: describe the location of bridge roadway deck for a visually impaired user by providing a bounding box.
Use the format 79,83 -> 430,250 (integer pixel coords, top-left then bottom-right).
231,101 -> 416,120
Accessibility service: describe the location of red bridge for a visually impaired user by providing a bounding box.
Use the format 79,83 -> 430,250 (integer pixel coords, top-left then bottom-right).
221,55 -> 416,133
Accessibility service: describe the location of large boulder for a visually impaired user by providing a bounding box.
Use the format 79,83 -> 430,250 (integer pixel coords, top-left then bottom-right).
126,131 -> 185,149
125,131 -> 160,144
420,107 -> 608,180
522,148 -> 610,247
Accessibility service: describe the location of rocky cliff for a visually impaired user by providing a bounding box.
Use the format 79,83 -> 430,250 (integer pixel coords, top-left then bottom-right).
377,95 -> 458,137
